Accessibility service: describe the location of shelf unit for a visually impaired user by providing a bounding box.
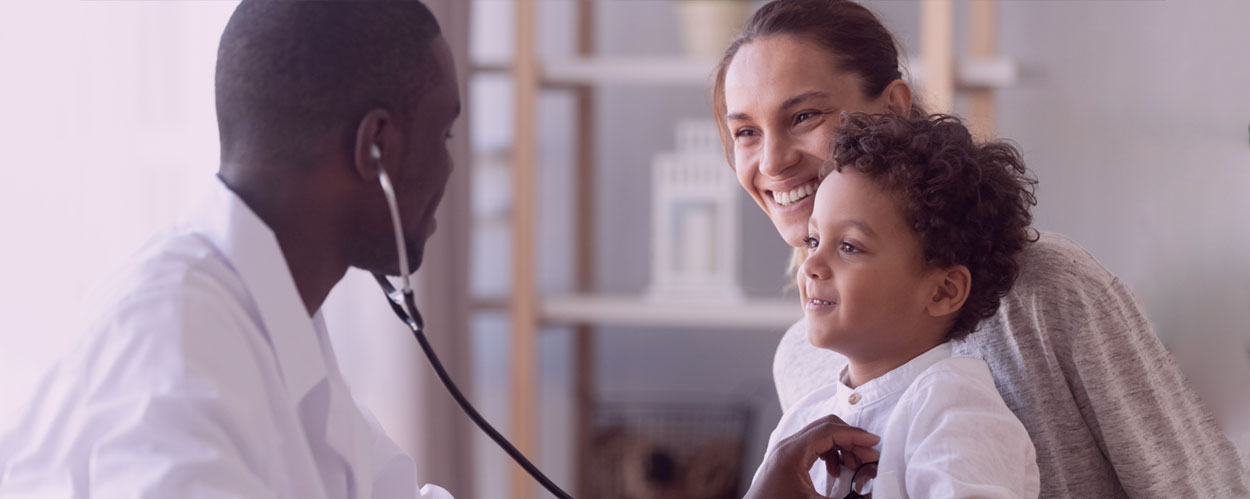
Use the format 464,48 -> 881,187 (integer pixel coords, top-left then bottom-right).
471,295 -> 799,331
505,2 -> 794,498
500,1 -> 1011,497
477,56 -> 719,86
541,295 -> 799,330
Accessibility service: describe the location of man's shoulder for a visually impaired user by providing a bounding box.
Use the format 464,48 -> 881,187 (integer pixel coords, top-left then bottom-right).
75,225 -> 263,374
0,225 -> 289,498
91,225 -> 248,315
2,226 -> 276,442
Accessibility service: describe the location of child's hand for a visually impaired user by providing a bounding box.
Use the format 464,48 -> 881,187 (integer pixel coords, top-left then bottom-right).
746,414 -> 881,499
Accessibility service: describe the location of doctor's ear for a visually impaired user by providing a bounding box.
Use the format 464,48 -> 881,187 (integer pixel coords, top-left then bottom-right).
354,108 -> 396,180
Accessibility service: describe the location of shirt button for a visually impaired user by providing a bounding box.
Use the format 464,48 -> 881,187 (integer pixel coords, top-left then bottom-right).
849,393 -> 861,405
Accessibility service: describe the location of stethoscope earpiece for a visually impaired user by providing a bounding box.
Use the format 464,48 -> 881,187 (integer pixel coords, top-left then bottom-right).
374,144 -> 412,301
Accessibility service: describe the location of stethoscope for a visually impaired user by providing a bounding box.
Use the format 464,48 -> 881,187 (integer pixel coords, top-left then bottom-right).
368,144 -> 574,499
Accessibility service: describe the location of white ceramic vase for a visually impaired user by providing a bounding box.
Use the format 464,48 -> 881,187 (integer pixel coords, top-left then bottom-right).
678,0 -> 754,60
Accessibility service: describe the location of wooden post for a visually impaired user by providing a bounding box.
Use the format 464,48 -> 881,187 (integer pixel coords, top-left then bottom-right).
968,0 -> 999,139
572,0 -> 597,497
920,0 -> 955,114
510,0 -> 538,497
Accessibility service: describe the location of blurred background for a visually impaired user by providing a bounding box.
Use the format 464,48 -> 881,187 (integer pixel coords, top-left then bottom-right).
0,1 -> 1247,498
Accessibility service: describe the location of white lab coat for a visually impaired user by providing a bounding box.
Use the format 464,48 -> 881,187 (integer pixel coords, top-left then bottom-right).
0,178 -> 452,499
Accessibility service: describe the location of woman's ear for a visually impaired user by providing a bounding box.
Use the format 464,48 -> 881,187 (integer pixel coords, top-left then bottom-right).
881,79 -> 913,117
926,264 -> 970,319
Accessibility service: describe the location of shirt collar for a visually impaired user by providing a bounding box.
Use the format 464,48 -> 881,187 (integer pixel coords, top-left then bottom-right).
189,175 -> 328,403
837,342 -> 954,407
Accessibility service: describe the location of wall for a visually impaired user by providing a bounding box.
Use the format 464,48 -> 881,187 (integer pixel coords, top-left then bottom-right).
0,0 -> 234,418
990,0 -> 1250,445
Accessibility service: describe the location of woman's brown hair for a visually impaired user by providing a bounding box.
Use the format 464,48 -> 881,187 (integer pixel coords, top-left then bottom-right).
712,0 -> 916,166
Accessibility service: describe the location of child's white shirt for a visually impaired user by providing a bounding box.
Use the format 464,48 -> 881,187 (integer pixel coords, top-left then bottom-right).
753,343 -> 1040,498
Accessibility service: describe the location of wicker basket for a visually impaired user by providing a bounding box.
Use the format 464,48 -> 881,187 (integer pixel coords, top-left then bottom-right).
588,401 -> 753,499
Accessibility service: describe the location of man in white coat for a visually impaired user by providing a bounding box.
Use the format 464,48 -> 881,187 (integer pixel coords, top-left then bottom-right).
0,1 -> 459,497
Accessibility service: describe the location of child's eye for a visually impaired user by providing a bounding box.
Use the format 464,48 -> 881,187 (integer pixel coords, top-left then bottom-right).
839,242 -> 861,254
802,236 -> 819,249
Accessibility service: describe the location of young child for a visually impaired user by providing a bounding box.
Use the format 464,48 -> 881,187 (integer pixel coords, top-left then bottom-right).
754,112 -> 1041,498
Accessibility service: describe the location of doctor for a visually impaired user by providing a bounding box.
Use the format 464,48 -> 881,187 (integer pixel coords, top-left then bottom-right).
0,1 -> 455,496
0,1 -> 873,497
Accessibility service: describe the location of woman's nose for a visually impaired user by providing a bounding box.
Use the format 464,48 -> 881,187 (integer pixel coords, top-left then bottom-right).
760,133 -> 801,178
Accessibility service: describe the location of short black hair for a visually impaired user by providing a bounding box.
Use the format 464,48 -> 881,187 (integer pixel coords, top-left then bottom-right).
215,0 -> 442,163
828,113 -> 1039,340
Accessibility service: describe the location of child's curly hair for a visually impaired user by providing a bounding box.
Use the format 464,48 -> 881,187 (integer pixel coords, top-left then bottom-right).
825,112 -> 1039,340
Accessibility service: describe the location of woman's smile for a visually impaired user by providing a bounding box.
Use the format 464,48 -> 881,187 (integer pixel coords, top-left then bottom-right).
766,179 -> 819,208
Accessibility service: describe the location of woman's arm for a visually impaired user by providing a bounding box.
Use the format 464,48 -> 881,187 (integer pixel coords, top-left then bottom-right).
1003,232 -> 1249,497
773,318 -> 846,412
1062,274 -> 1248,497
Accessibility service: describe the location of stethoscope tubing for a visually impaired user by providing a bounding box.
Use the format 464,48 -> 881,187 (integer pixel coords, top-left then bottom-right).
374,161 -> 574,499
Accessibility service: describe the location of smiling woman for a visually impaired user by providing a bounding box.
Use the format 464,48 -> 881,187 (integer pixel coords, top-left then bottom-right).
717,33 -> 911,246
716,1 -> 1249,498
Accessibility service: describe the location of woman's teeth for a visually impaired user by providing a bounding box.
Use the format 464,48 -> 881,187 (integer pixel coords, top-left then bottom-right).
809,299 -> 834,306
772,182 -> 816,206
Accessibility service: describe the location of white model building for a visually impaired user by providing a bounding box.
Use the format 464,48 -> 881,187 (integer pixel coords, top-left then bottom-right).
646,120 -> 744,303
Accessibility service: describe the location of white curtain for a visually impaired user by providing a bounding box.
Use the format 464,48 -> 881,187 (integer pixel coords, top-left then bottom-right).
0,0 -> 232,412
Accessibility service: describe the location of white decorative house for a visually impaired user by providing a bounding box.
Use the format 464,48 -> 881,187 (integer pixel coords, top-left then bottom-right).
646,120 -> 744,304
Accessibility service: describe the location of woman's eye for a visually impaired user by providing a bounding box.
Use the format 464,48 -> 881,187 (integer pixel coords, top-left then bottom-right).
803,236 -> 819,249
839,242 -> 860,254
733,128 -> 759,140
794,111 -> 821,125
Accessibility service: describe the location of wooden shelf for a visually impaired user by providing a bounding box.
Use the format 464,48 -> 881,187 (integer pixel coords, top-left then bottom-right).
475,55 -> 1017,90
473,56 -> 718,87
543,57 -> 717,86
540,294 -> 800,330
904,55 -> 1019,91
